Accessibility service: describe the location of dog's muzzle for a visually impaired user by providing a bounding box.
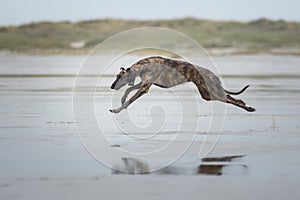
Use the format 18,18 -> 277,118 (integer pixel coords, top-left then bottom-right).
110,83 -> 116,89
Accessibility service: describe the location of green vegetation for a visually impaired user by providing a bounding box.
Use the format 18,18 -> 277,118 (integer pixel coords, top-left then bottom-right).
0,18 -> 300,55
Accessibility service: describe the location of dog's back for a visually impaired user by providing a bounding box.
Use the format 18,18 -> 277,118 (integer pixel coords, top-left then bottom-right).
132,56 -> 222,89
132,56 -> 197,88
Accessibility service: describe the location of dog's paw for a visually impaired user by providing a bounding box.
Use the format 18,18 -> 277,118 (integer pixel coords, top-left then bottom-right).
109,109 -> 115,113
109,108 -> 120,113
247,107 -> 256,112
250,107 -> 256,112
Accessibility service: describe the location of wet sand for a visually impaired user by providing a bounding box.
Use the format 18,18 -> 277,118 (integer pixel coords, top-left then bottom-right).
0,54 -> 300,199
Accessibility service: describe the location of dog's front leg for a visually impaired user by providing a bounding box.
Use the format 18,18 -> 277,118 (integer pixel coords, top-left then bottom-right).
110,83 -> 151,114
121,82 -> 142,104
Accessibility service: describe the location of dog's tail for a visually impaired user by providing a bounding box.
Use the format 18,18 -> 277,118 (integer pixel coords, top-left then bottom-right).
225,85 -> 250,95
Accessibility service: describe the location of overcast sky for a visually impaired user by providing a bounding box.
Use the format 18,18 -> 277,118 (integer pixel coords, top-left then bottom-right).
0,0 -> 299,26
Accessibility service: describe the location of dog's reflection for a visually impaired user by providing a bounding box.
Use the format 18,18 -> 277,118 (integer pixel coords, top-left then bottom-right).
112,155 -> 248,176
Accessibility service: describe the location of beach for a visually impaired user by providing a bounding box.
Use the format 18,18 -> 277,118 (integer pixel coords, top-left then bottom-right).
0,54 -> 300,199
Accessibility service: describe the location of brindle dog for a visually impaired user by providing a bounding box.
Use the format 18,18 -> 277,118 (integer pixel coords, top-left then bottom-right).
110,56 -> 255,113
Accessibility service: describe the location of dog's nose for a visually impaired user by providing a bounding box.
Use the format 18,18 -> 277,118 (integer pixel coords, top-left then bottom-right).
110,85 -> 115,89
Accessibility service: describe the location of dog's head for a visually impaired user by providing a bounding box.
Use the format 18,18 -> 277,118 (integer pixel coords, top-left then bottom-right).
110,67 -> 135,90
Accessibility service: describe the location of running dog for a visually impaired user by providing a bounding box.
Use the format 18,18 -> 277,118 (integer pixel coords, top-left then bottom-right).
110,56 -> 255,113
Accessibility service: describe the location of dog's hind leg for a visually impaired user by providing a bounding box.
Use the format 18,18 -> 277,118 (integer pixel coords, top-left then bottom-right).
193,81 -> 212,101
226,95 -> 255,112
110,83 -> 152,113
121,82 -> 142,104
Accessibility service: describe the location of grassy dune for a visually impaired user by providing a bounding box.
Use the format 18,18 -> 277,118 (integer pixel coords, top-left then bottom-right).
0,18 -> 300,55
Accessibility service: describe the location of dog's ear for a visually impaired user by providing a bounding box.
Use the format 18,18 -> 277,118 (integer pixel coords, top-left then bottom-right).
126,68 -> 131,72
120,67 -> 125,71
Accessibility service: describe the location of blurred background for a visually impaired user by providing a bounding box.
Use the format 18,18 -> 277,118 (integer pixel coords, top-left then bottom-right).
0,0 -> 299,55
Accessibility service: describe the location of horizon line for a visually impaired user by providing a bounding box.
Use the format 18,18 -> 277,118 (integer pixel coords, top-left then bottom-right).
1,16 -> 299,27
